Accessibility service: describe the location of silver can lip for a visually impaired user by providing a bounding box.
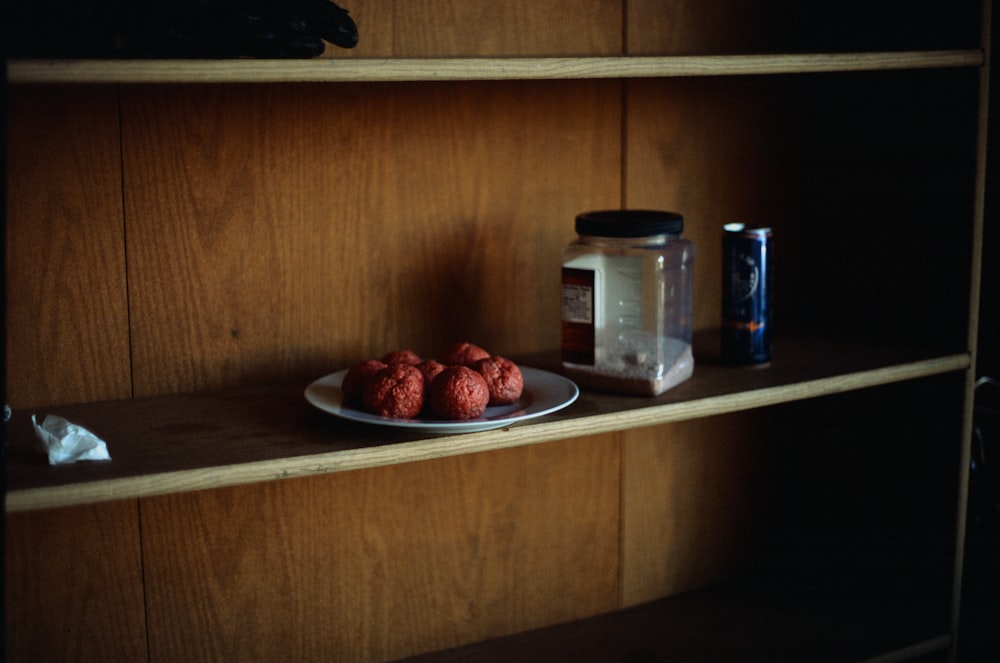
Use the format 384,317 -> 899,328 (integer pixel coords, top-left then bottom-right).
724,222 -> 772,236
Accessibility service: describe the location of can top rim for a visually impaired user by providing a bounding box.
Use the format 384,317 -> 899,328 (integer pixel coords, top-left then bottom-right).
724,222 -> 772,236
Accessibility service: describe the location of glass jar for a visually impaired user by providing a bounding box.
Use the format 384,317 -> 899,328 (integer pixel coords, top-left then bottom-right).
561,210 -> 695,396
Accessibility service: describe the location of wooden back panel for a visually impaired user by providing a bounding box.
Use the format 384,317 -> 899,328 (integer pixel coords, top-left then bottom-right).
139,436 -> 620,661
119,80 -> 619,397
5,3 -> 981,662
5,501 -> 147,661
5,86 -> 132,408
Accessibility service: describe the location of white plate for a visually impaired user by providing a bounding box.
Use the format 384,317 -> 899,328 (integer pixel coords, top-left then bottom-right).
305,366 -> 579,434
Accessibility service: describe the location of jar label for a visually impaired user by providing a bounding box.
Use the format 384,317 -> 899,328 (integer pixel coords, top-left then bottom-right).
562,267 -> 595,364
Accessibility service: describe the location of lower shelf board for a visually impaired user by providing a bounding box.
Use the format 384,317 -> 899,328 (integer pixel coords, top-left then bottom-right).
4,332 -> 970,512
396,581 -> 952,663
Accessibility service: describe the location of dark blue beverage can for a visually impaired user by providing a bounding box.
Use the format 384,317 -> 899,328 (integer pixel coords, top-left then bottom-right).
721,223 -> 772,365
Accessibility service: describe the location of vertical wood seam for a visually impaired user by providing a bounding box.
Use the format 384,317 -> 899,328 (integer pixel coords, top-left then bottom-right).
119,92 -> 149,660
620,0 -> 629,207
116,85 -> 137,401
615,430 -> 627,610
136,498 -> 153,663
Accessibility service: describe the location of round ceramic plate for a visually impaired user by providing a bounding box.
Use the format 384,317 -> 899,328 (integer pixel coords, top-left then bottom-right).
305,366 -> 579,434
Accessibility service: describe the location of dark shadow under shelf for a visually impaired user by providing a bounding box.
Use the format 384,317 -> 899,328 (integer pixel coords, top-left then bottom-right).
396,579 -> 952,662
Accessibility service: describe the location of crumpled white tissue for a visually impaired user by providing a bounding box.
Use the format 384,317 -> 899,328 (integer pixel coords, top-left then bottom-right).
32,414 -> 111,465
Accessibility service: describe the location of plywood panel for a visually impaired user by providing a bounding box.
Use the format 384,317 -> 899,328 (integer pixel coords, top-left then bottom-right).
624,77 -> 793,332
335,0 -> 621,58
5,501 -> 147,662
620,413 -> 771,607
140,435 -> 620,662
121,81 -> 620,396
5,86 -> 132,408
626,0 -> 789,55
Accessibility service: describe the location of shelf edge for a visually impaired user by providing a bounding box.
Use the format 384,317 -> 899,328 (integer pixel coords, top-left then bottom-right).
5,50 -> 984,84
4,353 -> 969,513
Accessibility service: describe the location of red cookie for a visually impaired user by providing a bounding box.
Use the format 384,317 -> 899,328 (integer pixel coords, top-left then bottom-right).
341,359 -> 387,405
380,349 -> 422,366
362,364 -> 425,419
428,365 -> 490,420
442,342 -> 490,367
416,359 -> 447,398
473,356 -> 524,405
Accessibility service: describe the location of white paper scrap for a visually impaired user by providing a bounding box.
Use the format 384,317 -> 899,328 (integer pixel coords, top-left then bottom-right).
31,414 -> 111,465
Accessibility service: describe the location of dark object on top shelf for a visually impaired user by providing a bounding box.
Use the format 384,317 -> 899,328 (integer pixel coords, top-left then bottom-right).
4,0 -> 358,59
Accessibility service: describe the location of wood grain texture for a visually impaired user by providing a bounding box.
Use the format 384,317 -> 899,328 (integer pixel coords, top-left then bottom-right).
626,0 -> 788,55
121,80 -> 620,397
6,51 -> 984,84
5,337 -> 969,513
4,86 -> 132,408
624,77 -> 793,332
334,0 -> 622,58
1,3 -> 984,662
619,413 -> 772,607
140,436 -> 620,662
5,501 -> 147,662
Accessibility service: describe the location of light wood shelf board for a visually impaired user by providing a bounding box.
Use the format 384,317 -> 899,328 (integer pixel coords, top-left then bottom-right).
6,50 -> 984,85
5,334 -> 970,513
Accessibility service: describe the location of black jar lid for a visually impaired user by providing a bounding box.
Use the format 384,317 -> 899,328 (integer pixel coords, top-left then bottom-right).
576,210 -> 683,237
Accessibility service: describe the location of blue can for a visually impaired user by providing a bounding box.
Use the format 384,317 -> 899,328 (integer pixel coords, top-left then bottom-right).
721,223 -> 772,365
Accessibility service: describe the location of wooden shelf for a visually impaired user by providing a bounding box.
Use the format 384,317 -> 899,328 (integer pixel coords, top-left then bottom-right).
5,332 -> 969,513
4,3 -> 988,660
5,50 -> 984,84
397,581 -> 952,662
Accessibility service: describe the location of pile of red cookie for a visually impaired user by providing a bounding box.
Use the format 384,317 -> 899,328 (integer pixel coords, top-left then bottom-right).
341,342 -> 524,420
